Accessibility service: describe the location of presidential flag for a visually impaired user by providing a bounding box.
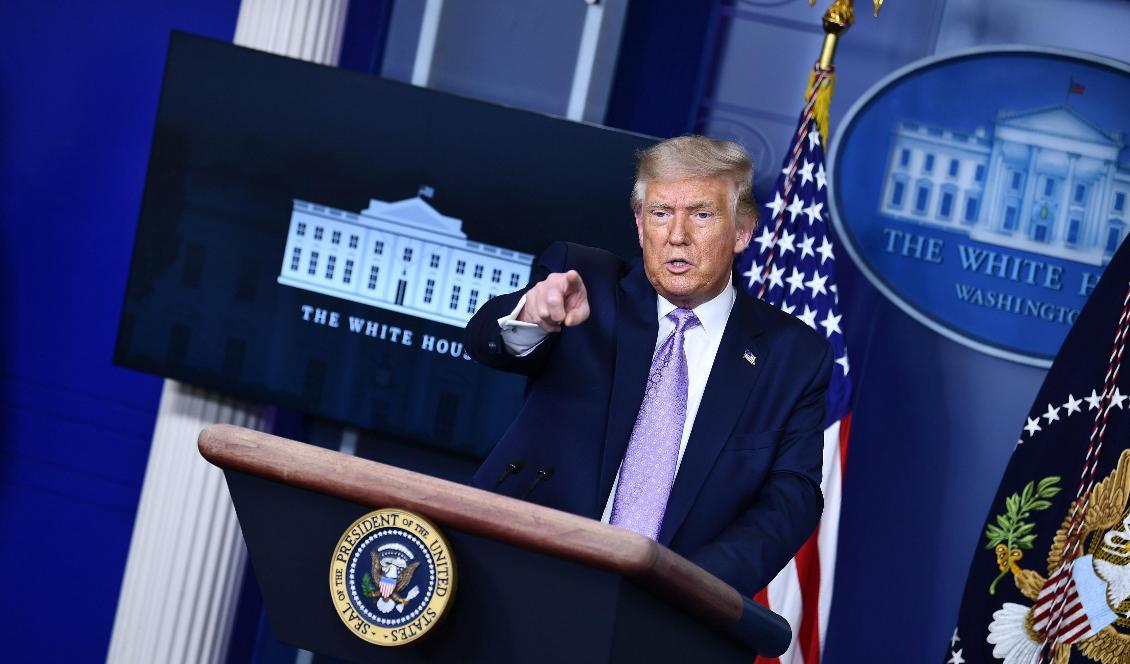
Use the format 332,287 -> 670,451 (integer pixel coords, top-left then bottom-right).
736,62 -> 853,664
947,239 -> 1130,663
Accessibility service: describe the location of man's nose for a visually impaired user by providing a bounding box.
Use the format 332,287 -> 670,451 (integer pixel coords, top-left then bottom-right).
668,212 -> 690,245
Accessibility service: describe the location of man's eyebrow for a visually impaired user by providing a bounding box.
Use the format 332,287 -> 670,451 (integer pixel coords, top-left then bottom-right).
645,199 -> 719,209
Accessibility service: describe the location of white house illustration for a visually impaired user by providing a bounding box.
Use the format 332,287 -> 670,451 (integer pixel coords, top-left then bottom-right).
277,195 -> 534,327
879,105 -> 1130,266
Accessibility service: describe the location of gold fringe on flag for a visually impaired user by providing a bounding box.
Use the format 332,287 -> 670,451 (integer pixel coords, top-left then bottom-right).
806,66 -> 835,145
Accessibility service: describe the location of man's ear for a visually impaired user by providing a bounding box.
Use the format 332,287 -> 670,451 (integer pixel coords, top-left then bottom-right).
733,218 -> 753,254
634,212 -> 644,248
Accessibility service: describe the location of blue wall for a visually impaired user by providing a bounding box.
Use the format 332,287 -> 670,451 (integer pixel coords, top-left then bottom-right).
0,2 -> 238,660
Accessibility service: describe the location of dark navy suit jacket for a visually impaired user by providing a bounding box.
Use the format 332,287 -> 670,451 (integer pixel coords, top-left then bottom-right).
464,242 -> 832,596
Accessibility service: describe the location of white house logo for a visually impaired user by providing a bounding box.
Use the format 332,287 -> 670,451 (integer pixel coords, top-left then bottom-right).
830,47 -> 1130,366
278,193 -> 533,328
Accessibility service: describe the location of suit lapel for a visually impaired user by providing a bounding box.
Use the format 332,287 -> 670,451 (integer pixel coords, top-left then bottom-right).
659,292 -> 766,545
598,262 -> 657,511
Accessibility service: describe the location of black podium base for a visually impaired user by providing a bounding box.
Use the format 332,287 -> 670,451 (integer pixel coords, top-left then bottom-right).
226,469 -> 752,663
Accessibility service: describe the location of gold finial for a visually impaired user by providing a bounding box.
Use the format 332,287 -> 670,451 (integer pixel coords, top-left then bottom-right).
815,0 -> 854,71
808,0 -> 885,29
809,0 -> 885,69
821,0 -> 855,35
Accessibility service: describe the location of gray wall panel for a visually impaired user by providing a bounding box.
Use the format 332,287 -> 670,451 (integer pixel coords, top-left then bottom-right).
381,0 -> 426,83
937,0 -> 1130,63
427,0 -> 588,116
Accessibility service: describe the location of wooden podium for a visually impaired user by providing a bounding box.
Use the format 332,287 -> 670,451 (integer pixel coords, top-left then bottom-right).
199,424 -> 791,662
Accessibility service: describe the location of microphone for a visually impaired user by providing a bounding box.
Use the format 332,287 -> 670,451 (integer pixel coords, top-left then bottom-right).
520,466 -> 555,500
492,459 -> 525,491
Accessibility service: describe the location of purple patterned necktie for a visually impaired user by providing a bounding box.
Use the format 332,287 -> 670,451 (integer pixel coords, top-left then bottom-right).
610,307 -> 700,540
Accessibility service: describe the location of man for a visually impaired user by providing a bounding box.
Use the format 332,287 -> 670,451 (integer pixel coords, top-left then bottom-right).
464,135 -> 832,596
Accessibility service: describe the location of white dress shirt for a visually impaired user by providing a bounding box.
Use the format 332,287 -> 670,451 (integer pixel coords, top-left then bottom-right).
496,277 -> 737,523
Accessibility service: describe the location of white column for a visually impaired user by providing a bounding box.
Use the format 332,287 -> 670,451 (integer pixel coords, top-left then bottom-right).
107,383 -> 275,664
1016,145 -> 1040,234
1093,162 -> 1116,248
235,0 -> 350,66
983,145 -> 1005,232
1056,153 -> 1080,243
108,3 -> 349,663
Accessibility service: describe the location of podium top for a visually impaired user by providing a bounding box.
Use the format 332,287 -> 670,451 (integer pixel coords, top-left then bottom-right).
199,424 -> 789,655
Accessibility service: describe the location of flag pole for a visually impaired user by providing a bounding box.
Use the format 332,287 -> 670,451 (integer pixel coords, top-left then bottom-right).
741,7 -> 878,659
807,0 -> 884,143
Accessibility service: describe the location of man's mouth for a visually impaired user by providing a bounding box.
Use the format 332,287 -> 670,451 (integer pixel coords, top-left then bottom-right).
666,259 -> 692,273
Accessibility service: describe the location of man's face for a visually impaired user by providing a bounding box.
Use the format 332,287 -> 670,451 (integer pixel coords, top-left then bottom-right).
634,176 -> 751,309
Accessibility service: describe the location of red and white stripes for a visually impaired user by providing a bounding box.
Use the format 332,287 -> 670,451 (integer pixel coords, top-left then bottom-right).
757,416 -> 851,664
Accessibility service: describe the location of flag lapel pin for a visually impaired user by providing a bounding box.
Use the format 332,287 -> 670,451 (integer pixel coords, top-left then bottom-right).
742,350 -> 757,367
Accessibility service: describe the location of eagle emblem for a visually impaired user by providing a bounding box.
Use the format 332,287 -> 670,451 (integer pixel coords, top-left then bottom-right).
986,448 -> 1130,663
360,545 -> 422,615
371,552 -> 420,603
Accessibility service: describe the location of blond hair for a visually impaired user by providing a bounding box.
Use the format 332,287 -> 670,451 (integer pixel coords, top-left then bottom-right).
630,135 -> 759,229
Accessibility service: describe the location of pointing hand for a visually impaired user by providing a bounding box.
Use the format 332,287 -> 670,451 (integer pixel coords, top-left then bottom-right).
518,270 -> 590,332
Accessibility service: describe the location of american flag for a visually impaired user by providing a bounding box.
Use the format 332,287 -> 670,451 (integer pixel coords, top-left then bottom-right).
735,64 -> 852,664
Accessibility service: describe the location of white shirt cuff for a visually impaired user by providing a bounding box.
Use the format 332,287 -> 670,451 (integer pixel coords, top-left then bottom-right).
497,294 -> 549,356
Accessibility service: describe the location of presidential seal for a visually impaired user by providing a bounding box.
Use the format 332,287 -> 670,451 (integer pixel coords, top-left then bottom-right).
329,508 -> 456,646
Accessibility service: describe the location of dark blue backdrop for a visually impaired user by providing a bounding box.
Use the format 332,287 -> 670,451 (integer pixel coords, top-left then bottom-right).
0,2 -> 239,661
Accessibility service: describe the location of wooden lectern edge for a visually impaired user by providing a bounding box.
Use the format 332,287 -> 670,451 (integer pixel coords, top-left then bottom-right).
197,423 -> 744,628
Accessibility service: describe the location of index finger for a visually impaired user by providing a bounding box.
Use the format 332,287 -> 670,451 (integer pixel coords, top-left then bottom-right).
563,270 -> 584,292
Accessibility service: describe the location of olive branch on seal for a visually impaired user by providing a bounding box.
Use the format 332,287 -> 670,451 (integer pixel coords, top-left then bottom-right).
984,476 -> 1061,595
361,572 -> 379,598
